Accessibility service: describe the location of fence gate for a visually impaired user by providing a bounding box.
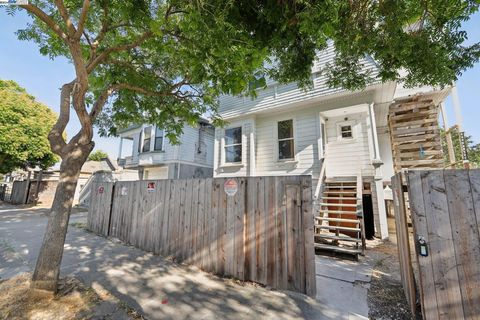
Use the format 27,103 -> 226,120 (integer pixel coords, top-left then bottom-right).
392,170 -> 480,319
87,176 -> 316,297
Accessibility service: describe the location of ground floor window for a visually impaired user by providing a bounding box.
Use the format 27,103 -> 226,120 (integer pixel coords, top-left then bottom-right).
224,127 -> 242,163
278,119 -> 295,160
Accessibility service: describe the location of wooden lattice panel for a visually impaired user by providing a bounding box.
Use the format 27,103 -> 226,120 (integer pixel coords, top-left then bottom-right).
388,96 -> 444,172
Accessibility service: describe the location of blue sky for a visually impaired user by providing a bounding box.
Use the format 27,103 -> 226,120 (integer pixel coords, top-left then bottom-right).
0,10 -> 479,159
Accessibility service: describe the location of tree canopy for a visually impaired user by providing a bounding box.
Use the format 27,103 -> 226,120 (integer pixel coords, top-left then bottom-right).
87,149 -> 108,161
0,80 -> 58,174
10,0 -> 480,142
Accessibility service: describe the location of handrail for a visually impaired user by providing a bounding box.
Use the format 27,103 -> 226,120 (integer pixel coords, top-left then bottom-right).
78,173 -> 96,205
315,157 -> 327,202
356,168 -> 366,255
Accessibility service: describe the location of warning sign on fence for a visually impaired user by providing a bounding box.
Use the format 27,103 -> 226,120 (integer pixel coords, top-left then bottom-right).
98,186 -> 104,194
224,179 -> 238,197
147,182 -> 156,193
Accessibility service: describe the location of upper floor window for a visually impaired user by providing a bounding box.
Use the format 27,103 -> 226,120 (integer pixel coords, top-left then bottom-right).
278,119 -> 295,160
224,127 -> 242,163
142,126 -> 152,152
340,125 -> 353,139
154,127 -> 164,151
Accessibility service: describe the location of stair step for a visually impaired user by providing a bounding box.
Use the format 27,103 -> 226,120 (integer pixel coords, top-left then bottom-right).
315,217 -> 360,224
325,179 -> 357,183
315,225 -> 361,232
318,210 -> 360,215
323,191 -> 357,194
324,186 -> 357,189
314,233 -> 362,242
319,202 -> 357,207
314,243 -> 362,255
321,196 -> 357,201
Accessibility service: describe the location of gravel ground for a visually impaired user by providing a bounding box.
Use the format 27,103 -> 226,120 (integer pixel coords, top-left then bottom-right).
366,217 -> 419,320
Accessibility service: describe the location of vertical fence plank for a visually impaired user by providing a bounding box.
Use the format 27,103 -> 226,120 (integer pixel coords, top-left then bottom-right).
444,170 -> 480,318
245,177 -> 257,281
276,177 -> 287,290
234,178 -> 245,280
301,175 -> 316,297
391,173 -> 417,316
203,178 -> 213,272
408,171 -> 439,320
266,176 -> 277,287
225,179 -> 236,277
256,177 -> 267,284
421,170 -> 464,319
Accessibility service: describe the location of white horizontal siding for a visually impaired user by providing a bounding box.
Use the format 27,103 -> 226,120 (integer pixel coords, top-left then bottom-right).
324,113 -> 374,177
255,110 -> 321,178
123,124 -> 214,168
219,41 -> 380,119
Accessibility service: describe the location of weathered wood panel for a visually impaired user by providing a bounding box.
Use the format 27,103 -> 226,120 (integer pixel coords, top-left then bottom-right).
393,169 -> 480,320
87,176 -> 315,296
87,181 -> 114,235
391,173 -> 417,317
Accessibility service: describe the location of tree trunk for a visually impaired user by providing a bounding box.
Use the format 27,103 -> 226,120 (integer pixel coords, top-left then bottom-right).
31,147 -> 91,292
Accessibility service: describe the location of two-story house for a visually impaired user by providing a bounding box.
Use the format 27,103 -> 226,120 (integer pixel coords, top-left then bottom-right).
118,119 -> 215,180
213,43 -> 449,254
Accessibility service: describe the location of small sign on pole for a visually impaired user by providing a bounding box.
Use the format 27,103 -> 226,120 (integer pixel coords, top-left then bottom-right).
98,186 -> 104,194
224,178 -> 238,197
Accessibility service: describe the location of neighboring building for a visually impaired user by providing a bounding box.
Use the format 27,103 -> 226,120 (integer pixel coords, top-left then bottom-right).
2,157 -> 137,206
213,42 -> 449,253
117,119 -> 215,180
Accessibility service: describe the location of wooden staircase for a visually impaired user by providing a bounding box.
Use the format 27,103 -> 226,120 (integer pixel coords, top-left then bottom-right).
314,176 -> 366,258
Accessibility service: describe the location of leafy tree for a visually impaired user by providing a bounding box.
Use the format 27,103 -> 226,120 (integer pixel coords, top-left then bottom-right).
5,0 -> 479,292
87,150 -> 108,161
0,80 -> 57,174
441,129 -> 480,168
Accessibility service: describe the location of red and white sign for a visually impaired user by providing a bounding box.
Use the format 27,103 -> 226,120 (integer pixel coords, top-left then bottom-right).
98,186 -> 104,194
147,182 -> 156,193
224,179 -> 238,197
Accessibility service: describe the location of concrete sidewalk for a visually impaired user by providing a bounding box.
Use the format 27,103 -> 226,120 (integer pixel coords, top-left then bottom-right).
0,204 -> 371,319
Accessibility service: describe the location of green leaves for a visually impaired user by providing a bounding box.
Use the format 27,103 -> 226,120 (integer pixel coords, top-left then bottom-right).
9,0 -> 480,147
87,150 -> 108,161
0,80 -> 58,173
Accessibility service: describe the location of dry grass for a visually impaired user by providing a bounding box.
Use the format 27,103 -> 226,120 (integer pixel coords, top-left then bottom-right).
0,273 -> 99,320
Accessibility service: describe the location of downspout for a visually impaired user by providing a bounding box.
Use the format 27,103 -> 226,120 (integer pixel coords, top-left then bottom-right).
368,103 -> 381,162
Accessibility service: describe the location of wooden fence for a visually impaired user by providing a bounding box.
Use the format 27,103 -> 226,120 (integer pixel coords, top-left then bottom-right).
87,176 -> 316,296
392,169 -> 480,319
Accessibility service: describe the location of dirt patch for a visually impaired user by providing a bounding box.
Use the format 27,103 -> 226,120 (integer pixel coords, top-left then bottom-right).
0,273 -> 140,320
367,240 -> 414,319
366,217 -> 419,320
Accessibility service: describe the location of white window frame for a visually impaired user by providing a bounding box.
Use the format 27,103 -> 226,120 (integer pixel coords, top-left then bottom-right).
318,115 -> 327,159
275,118 -> 296,161
336,120 -> 356,141
221,126 -> 243,165
154,126 -> 165,152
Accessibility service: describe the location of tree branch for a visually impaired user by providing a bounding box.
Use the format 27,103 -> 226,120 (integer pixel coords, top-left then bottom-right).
89,86 -> 115,120
19,4 -> 68,42
54,0 -> 76,35
74,0 -> 90,39
86,32 -> 153,73
48,81 -> 75,157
